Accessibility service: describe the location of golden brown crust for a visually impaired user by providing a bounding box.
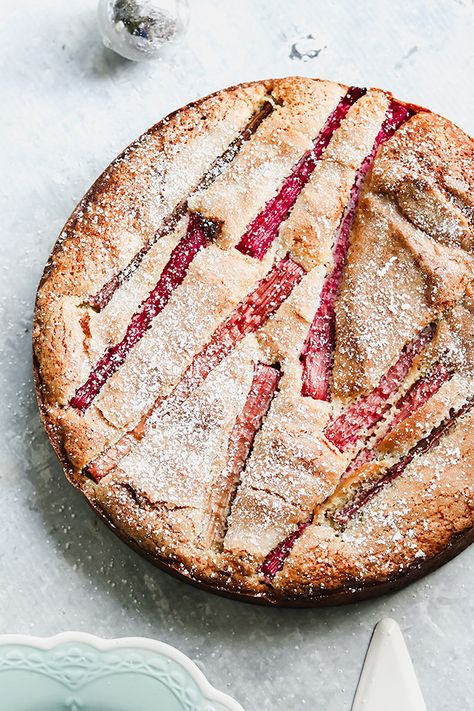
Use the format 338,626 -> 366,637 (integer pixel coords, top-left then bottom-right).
189,78 -> 346,248
278,89 -> 390,271
333,112 -> 474,400
34,81 -> 270,408
276,409 -> 474,598
34,76 -> 474,606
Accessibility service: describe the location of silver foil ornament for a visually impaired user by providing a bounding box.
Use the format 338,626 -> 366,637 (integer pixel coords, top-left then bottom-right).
98,0 -> 189,61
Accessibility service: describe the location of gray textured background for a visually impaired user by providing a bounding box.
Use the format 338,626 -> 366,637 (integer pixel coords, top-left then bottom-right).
1,0 -> 473,709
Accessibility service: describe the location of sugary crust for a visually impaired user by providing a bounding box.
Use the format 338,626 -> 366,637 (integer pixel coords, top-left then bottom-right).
223,386 -> 345,560
278,89 -> 390,272
188,78 -> 346,248
93,247 -> 267,429
332,193 -> 434,399
371,112 -> 474,252
276,408 -> 474,598
34,76 -> 474,606
34,81 -> 270,407
376,373 -> 471,457
333,112 -> 474,399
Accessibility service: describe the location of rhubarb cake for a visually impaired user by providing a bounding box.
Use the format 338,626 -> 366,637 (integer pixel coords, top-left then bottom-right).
33,77 -> 474,605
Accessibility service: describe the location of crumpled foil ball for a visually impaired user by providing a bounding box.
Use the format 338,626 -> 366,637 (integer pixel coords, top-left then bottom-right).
98,0 -> 189,61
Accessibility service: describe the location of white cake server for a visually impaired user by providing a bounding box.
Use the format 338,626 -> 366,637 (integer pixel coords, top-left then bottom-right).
351,618 -> 427,711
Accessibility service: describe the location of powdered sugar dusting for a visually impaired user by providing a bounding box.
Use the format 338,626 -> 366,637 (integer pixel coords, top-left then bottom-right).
35,76 -> 474,602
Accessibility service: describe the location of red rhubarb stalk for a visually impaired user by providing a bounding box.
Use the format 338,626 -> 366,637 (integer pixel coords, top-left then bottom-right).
88,205 -> 186,312
89,101 -> 274,311
343,361 -> 451,477
299,271 -> 338,401
85,256 -> 305,481
236,87 -> 366,260
324,326 -> 435,451
225,363 -> 281,482
171,255 -> 305,404
300,101 -> 415,401
388,361 -> 451,431
86,428 -> 143,482
261,517 -> 313,581
70,212 -> 214,413
343,447 -> 376,478
333,398 -> 474,526
209,363 -> 281,545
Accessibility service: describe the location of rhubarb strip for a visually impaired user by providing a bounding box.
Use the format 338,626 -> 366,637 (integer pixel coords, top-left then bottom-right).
88,101 -> 274,311
88,204 -> 187,312
171,256 -> 305,405
70,212 -> 215,412
85,408 -> 153,482
387,361 -> 451,432
343,361 -> 451,477
300,101 -> 415,401
85,255 -> 305,480
324,325 -> 435,451
343,447 -> 375,479
207,363 -> 281,547
236,87 -> 366,260
86,428 -> 144,483
333,397 -> 474,526
260,517 -> 312,581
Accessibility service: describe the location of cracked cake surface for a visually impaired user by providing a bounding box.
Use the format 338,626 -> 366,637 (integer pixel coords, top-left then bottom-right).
33,76 -> 474,605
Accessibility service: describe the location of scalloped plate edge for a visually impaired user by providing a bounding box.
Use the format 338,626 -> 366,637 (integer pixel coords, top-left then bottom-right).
0,631 -> 244,711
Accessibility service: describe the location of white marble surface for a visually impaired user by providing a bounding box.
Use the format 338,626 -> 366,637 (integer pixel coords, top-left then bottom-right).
1,0 -> 473,709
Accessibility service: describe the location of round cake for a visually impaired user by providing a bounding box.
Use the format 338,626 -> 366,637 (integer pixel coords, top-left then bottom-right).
33,77 -> 474,605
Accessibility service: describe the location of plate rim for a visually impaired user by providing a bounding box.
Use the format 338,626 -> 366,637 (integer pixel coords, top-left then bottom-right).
0,631 -> 244,711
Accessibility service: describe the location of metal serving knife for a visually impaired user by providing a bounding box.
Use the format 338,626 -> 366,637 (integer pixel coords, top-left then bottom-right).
351,618 -> 428,711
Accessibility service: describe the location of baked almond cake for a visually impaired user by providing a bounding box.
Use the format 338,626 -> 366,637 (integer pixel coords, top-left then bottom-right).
33,77 -> 474,605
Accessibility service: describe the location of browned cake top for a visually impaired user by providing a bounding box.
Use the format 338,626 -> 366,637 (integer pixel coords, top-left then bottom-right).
33,77 -> 474,605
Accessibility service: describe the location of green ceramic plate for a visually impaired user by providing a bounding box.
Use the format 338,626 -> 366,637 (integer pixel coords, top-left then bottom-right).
0,632 -> 243,711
